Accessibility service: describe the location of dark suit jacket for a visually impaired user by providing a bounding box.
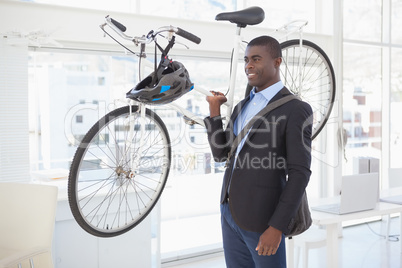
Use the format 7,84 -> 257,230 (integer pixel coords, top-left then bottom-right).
204,87 -> 313,234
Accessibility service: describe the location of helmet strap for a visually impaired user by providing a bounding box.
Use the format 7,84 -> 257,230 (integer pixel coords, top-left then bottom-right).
151,37 -> 175,86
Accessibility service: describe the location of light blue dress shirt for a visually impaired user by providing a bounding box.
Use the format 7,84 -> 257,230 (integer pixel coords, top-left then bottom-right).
233,81 -> 284,157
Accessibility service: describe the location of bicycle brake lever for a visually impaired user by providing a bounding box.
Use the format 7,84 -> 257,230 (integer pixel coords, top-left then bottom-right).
173,41 -> 189,49
146,30 -> 154,39
157,33 -> 189,49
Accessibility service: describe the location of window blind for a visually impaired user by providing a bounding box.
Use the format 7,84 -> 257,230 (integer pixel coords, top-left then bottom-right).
0,37 -> 30,182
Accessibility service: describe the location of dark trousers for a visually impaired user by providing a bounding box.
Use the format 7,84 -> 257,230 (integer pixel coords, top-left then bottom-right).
220,202 -> 286,268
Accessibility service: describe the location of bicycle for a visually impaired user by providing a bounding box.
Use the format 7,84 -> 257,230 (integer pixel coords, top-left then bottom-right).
68,6 -> 336,237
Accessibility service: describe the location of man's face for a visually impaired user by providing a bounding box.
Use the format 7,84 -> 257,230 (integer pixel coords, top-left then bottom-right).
244,45 -> 281,92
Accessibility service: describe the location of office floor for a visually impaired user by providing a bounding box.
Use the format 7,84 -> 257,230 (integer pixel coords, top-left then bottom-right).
165,216 -> 401,268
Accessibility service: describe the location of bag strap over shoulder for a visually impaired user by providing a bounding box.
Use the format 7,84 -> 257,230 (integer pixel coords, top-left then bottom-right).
226,94 -> 299,166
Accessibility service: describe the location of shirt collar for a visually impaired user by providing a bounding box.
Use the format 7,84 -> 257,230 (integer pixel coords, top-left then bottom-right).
249,81 -> 284,102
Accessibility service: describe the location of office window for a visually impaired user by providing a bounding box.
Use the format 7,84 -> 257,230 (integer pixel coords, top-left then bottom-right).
342,44 -> 382,174
390,47 -> 402,168
343,0 -> 382,42
28,52 -> 138,170
392,0 -> 402,44
343,0 -> 402,181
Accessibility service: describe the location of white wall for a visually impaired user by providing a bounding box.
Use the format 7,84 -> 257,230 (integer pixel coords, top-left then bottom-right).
53,188 -> 157,268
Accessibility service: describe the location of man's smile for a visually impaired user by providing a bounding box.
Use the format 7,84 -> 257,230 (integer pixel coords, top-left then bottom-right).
247,73 -> 257,79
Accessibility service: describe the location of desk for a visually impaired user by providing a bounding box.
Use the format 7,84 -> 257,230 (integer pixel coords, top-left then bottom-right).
288,201 -> 402,268
313,202 -> 402,268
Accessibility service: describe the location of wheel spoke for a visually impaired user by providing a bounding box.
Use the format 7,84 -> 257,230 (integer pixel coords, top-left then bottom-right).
280,40 -> 336,139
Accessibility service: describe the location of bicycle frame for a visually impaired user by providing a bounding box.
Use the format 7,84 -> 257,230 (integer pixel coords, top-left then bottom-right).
274,20 -> 309,94
101,14 -> 309,127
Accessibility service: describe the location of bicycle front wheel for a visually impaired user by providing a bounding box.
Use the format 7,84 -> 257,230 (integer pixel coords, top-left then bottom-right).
280,39 -> 336,140
68,105 -> 171,237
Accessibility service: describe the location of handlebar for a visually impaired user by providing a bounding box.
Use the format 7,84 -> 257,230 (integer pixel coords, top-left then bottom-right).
101,15 -> 201,45
176,27 -> 201,44
110,18 -> 127,33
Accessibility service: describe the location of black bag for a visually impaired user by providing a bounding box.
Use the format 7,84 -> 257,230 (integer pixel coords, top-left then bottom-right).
286,191 -> 312,238
227,93 -> 312,237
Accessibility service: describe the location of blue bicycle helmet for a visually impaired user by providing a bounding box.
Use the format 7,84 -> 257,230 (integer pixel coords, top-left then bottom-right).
126,61 -> 194,105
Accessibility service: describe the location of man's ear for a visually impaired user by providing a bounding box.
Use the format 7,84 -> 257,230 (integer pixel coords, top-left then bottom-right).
275,57 -> 282,68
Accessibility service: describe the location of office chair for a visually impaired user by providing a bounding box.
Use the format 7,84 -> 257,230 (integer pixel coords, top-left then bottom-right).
0,182 -> 58,268
293,227 -> 327,268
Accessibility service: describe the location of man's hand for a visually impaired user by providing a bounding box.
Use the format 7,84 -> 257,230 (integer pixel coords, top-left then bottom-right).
255,226 -> 282,256
206,91 -> 227,118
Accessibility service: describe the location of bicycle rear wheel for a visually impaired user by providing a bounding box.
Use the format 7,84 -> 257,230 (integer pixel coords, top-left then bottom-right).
68,105 -> 171,237
280,39 -> 336,140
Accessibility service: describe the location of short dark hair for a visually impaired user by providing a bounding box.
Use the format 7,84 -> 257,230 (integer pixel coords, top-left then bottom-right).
247,36 -> 282,59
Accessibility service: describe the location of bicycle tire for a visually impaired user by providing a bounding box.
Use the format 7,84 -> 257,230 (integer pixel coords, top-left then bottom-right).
280,39 -> 336,140
68,105 -> 171,237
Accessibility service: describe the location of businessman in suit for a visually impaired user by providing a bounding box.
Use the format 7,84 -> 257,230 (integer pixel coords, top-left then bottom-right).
204,35 -> 313,267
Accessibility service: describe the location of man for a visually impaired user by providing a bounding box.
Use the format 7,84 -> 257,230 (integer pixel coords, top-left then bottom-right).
204,35 -> 313,267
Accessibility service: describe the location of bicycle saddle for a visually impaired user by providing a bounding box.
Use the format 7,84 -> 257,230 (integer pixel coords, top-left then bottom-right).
215,6 -> 265,28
